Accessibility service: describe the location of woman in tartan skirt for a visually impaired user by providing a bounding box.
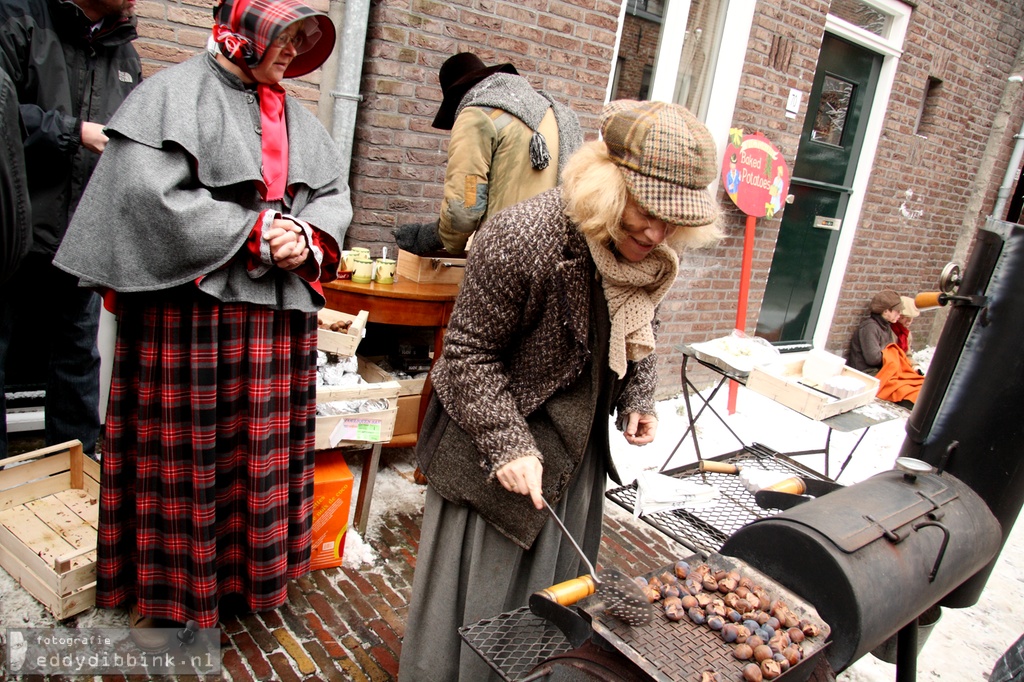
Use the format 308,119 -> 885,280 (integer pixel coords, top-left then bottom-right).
54,0 -> 350,638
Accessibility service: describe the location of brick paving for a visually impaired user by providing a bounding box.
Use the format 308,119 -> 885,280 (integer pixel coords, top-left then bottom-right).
0,440 -> 685,681
209,470 -> 683,681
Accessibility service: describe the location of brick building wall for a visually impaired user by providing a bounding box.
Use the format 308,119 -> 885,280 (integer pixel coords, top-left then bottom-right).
125,0 -> 1024,400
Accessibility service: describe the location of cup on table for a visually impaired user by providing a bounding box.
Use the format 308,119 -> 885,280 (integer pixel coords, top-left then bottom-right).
374,258 -> 397,284
352,256 -> 373,283
347,247 -> 370,270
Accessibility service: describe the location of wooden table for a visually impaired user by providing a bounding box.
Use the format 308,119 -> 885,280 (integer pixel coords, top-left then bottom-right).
322,278 -> 460,532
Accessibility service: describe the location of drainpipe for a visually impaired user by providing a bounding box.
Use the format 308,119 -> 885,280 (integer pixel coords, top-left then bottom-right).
991,75 -> 1024,221
328,0 -> 371,183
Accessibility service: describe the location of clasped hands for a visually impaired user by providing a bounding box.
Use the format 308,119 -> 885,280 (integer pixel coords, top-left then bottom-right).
496,412 -> 658,511
265,218 -> 309,271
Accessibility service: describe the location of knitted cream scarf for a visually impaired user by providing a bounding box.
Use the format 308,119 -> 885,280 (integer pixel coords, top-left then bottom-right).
586,236 -> 679,378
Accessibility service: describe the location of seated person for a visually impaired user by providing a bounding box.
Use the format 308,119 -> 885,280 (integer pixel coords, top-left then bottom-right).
847,289 -> 902,375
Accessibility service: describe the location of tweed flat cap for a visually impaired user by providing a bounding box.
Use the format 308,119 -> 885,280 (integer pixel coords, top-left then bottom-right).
870,289 -> 902,314
601,100 -> 719,228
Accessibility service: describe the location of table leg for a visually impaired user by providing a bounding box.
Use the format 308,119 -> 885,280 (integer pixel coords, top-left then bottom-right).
354,442 -> 382,535
835,428 -> 870,481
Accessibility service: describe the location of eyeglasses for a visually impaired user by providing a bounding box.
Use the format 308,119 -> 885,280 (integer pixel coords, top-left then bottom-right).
271,31 -> 306,50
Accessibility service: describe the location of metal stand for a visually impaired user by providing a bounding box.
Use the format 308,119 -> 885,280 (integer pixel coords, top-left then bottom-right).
663,345 -> 906,480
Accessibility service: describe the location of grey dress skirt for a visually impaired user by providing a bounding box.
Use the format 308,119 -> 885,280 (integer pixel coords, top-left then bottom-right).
398,283 -> 625,682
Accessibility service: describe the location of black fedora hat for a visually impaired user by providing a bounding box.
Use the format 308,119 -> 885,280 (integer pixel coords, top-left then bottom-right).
431,52 -> 518,130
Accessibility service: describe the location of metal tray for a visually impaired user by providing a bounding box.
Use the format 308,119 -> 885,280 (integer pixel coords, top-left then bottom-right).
606,445 -> 834,557
579,554 -> 831,682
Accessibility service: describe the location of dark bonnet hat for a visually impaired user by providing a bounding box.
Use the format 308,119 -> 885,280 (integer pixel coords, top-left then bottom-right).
432,52 -> 518,130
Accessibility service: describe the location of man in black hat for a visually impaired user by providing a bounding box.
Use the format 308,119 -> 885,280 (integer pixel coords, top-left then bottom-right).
395,52 -> 583,255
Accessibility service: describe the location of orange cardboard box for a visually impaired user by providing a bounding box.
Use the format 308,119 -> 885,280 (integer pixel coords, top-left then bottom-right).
310,450 -> 353,571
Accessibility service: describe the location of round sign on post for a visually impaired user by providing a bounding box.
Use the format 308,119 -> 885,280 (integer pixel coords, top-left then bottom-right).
722,129 -> 790,219
720,129 -> 790,413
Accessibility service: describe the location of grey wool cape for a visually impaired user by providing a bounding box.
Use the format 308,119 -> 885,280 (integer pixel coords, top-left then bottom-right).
54,53 -> 351,311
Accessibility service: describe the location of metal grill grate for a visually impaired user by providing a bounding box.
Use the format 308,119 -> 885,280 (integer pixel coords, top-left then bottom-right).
459,607 -> 573,681
606,446 -> 832,556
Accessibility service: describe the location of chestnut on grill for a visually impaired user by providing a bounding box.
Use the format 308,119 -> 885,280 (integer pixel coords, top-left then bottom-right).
741,662 -> 762,681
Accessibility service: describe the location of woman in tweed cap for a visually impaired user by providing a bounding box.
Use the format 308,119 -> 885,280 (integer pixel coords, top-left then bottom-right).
54,0 -> 349,647
399,100 -> 722,681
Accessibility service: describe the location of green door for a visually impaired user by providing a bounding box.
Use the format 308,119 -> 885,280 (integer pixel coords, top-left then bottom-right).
755,34 -> 882,346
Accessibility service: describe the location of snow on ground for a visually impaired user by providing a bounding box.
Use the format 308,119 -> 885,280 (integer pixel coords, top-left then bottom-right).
2,367 -> 1020,680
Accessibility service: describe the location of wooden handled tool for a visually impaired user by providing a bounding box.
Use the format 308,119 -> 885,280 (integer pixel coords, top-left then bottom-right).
915,292 -> 943,310
534,575 -> 596,606
698,460 -> 740,474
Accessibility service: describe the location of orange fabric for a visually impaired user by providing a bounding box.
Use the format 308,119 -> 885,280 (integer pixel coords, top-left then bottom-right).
876,343 -> 924,404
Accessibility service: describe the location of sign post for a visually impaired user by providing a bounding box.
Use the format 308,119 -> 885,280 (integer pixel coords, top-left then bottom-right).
721,129 -> 790,414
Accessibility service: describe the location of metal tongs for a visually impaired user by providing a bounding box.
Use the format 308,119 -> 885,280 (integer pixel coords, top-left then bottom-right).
535,495 -> 653,626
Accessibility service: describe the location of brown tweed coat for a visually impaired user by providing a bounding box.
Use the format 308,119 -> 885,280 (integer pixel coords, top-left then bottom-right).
419,188 -> 660,547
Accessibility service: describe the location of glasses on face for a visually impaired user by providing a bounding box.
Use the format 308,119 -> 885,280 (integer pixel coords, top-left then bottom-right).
271,30 -> 306,50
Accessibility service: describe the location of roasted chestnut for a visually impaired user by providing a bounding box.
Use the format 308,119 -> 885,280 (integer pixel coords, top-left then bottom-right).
741,662 -> 762,682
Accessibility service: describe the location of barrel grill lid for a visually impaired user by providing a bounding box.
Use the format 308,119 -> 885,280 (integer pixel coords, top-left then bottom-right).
743,471 -> 959,553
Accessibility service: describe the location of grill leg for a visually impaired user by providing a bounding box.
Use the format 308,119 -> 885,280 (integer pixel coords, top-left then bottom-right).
895,619 -> 919,682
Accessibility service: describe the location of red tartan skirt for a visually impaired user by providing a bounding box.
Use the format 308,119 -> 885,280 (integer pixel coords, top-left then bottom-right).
96,292 -> 317,628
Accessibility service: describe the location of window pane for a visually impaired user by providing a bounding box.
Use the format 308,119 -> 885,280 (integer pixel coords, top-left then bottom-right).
829,0 -> 891,38
811,75 -> 854,146
672,0 -> 728,119
610,0 -> 728,121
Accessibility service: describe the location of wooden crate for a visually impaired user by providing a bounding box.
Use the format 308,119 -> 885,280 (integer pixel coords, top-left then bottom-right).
0,440 -> 99,620
316,357 -> 402,449
745,359 -> 880,420
396,249 -> 466,285
317,308 -> 369,357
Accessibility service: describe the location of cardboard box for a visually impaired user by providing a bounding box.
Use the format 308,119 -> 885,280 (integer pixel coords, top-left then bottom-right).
0,440 -> 98,619
393,394 -> 423,436
310,450 -> 353,571
315,357 -> 402,450
745,358 -> 880,420
396,248 -> 466,285
317,308 -> 369,357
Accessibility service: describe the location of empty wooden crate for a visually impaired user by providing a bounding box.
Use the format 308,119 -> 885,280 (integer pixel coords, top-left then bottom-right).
0,440 -> 99,619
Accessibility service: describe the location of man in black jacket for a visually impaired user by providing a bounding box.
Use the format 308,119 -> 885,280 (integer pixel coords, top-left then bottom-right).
0,0 -> 141,458
0,66 -> 30,284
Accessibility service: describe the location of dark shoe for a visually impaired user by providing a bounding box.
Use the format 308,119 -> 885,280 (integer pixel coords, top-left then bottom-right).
128,604 -> 171,653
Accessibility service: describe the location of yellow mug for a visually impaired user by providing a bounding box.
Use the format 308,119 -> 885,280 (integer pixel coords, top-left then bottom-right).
352,256 -> 373,283
375,258 -> 397,284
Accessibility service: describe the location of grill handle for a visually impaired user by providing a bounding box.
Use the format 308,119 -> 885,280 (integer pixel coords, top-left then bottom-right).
533,576 -> 597,606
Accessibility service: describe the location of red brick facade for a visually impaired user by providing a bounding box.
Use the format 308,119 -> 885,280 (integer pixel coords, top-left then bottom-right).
128,0 -> 1024,399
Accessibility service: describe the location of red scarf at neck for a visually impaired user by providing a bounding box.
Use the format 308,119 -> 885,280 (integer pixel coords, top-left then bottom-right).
257,82 -> 288,201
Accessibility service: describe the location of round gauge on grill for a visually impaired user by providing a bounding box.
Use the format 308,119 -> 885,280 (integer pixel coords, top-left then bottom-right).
895,457 -> 933,474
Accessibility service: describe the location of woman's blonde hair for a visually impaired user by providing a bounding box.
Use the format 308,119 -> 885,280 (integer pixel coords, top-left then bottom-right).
561,140 -> 723,252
